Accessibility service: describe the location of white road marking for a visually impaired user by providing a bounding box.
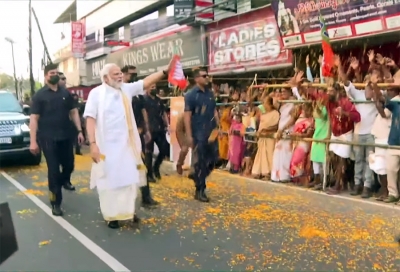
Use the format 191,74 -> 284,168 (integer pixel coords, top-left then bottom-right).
0,171 -> 130,272
164,161 -> 400,211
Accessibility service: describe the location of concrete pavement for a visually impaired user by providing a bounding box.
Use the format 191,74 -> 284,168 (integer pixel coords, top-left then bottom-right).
0,155 -> 399,271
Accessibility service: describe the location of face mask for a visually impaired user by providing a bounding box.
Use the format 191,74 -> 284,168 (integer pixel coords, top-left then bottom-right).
150,89 -> 158,96
129,73 -> 137,83
48,75 -> 60,85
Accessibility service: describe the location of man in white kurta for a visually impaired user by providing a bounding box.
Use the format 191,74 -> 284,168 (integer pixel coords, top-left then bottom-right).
84,63 -> 170,229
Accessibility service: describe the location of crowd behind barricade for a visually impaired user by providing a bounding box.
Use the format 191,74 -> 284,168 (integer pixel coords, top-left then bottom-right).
211,51 -> 400,204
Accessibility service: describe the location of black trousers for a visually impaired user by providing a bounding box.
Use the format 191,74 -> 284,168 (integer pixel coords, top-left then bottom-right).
39,138 -> 74,205
144,131 -> 169,177
139,132 -> 150,201
192,140 -> 218,191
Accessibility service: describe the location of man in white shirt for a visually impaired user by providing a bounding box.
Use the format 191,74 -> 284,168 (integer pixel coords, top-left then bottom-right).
83,63 -> 171,229
344,81 -> 378,198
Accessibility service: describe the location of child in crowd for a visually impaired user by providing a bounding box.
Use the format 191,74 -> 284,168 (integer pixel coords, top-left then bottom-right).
228,112 -> 245,174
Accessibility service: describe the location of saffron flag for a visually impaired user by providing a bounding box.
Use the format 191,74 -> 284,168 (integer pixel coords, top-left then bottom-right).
319,14 -> 334,77
168,54 -> 187,90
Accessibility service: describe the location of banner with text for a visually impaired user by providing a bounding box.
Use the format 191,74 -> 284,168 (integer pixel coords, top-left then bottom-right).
271,0 -> 400,48
86,55 -> 107,85
208,15 -> 293,74
109,27 -> 206,77
71,21 -> 84,58
85,27 -> 205,84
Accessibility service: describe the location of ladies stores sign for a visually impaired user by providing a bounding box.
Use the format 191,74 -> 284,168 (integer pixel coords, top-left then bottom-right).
208,17 -> 293,74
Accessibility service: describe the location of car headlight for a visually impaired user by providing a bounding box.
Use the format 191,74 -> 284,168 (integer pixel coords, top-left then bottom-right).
21,123 -> 30,132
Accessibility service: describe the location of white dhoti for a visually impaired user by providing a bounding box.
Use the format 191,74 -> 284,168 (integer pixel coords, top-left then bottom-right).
329,131 -> 353,159
84,81 -> 147,222
368,138 -> 388,175
97,184 -> 137,221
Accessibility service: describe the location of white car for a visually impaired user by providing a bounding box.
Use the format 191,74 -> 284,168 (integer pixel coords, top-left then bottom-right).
0,91 -> 41,165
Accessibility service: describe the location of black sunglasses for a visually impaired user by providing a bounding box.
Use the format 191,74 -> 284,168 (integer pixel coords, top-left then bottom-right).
197,74 -> 209,78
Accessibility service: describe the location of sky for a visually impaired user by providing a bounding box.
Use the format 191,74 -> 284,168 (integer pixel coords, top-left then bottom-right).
0,0 -> 72,80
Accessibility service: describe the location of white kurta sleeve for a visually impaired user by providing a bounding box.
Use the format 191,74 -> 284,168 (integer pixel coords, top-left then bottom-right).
83,88 -> 99,119
123,80 -> 145,99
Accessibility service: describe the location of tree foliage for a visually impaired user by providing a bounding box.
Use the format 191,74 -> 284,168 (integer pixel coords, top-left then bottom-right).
0,73 -> 42,97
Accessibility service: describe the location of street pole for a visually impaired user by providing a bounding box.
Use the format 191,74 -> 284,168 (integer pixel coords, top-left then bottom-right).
5,37 -> 18,100
28,0 -> 35,97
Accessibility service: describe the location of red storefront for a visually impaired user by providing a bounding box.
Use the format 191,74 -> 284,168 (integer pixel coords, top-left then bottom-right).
206,6 -> 293,75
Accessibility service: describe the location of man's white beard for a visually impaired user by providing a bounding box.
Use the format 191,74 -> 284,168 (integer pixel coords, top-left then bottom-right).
109,79 -> 122,89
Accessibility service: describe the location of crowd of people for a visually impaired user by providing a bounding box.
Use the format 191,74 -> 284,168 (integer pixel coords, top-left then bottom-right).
28,50 -> 400,230
210,51 -> 400,204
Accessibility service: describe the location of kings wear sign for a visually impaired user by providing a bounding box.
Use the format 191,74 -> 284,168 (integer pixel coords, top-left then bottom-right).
271,0 -> 400,48
85,27 -> 206,84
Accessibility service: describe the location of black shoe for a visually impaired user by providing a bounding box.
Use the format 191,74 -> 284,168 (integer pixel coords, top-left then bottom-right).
107,220 -> 119,229
194,190 -> 209,202
63,183 -> 76,191
147,175 -> 157,183
154,170 -> 161,180
142,198 -> 159,207
350,185 -> 362,196
52,205 -> 63,216
188,173 -> 195,181
133,214 -> 141,224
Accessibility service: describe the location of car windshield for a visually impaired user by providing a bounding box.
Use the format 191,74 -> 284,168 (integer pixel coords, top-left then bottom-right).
0,92 -> 23,113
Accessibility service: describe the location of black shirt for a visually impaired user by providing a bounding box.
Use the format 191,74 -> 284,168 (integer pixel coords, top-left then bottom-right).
132,95 -> 145,130
184,86 -> 216,141
31,85 -> 77,140
143,95 -> 166,133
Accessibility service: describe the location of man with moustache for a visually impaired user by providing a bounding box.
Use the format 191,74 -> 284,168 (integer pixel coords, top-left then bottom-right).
121,65 -> 158,207
84,62 -> 171,229
29,63 -> 84,216
184,68 -> 219,202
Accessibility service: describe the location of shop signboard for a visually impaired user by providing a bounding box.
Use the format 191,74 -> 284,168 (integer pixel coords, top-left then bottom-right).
174,0 -> 194,19
71,21 -> 84,58
85,55 -> 107,85
109,27 -> 206,77
271,0 -> 400,48
208,10 -> 293,74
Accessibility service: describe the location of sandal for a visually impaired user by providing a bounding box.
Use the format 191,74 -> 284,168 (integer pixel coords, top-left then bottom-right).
375,195 -> 388,202
312,184 -> 322,191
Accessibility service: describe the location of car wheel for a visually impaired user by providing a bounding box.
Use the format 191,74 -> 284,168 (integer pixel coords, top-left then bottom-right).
26,151 -> 42,166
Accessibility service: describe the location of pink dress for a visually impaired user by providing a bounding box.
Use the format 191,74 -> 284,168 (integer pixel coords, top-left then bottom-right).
228,120 -> 245,170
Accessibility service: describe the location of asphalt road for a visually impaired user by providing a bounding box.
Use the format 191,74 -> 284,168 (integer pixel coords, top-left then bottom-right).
0,155 -> 399,271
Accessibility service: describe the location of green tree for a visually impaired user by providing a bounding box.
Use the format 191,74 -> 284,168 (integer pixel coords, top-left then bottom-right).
0,73 -> 15,90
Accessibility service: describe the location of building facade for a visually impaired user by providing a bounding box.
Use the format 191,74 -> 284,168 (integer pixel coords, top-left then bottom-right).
53,0 -> 280,91
53,44 -> 81,88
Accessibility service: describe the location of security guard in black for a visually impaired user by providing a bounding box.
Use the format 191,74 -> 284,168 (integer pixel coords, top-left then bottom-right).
30,63 -> 80,216
143,86 -> 169,182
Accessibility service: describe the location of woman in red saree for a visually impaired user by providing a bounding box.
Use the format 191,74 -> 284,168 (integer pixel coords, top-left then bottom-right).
289,103 -> 315,183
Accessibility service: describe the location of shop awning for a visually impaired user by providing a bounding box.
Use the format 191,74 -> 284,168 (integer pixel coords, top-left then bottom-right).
54,0 -> 77,24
